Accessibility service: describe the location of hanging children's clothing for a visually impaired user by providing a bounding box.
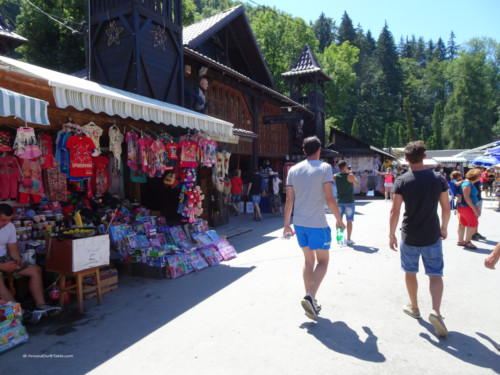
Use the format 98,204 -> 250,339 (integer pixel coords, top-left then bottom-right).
0,131 -> 12,152
0,153 -> 22,200
199,137 -> 217,167
18,158 -> 43,204
92,155 -> 110,196
179,139 -> 200,168
126,131 -> 139,171
13,127 -> 42,159
109,125 -> 124,167
108,155 -> 125,198
82,122 -> 103,156
44,164 -> 67,202
39,133 -> 55,168
65,135 -> 95,178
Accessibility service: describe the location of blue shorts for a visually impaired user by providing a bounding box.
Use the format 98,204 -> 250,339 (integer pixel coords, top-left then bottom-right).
251,195 -> 261,205
231,194 -> 241,204
338,202 -> 355,221
400,239 -> 443,276
294,225 -> 332,250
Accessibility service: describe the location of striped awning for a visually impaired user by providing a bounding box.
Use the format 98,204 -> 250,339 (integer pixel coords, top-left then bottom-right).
0,86 -> 50,125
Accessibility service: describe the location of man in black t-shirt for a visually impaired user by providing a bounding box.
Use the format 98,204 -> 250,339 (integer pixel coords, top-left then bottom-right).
389,141 -> 451,338
246,169 -> 263,221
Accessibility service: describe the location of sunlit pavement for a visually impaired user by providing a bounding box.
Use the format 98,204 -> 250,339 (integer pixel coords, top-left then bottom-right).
4,197 -> 499,375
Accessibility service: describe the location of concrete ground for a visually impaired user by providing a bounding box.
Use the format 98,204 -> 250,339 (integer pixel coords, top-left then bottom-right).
2,197 -> 499,375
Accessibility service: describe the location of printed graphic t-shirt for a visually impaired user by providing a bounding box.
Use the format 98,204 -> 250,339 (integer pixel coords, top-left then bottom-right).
65,135 -> 95,177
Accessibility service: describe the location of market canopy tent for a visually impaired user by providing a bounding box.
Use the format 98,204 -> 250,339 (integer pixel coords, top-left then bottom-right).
0,56 -> 234,140
470,155 -> 500,167
0,86 -> 49,125
484,144 -> 500,156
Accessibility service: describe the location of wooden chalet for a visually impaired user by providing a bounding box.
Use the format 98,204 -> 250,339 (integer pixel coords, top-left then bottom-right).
0,15 -> 26,55
182,5 -> 313,175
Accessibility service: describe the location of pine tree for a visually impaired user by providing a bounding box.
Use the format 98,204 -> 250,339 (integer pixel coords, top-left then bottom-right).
435,38 -> 447,61
447,31 -> 458,60
351,118 -> 359,137
398,123 -> 407,147
414,37 -> 426,65
383,123 -> 391,147
312,12 -> 336,53
431,101 -> 444,149
403,97 -> 417,141
338,11 -> 356,46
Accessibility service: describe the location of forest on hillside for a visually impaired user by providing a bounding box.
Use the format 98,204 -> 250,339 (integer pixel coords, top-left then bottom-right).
1,0 -> 499,149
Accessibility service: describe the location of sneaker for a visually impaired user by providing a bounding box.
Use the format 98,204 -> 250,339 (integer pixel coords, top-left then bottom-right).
402,304 -> 421,319
429,310 -> 448,337
301,294 -> 318,321
475,233 -> 486,240
34,304 -> 61,317
313,299 -> 322,314
23,310 -> 43,324
346,239 -> 355,245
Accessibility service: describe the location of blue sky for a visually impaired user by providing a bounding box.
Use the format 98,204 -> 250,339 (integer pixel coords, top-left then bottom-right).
247,0 -> 500,46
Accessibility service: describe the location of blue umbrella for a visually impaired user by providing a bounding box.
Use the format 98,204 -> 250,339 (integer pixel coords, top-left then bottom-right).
470,155 -> 500,167
484,145 -> 500,156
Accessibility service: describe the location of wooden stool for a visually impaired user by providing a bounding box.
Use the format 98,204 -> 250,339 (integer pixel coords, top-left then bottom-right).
57,267 -> 102,314
2,274 -> 16,296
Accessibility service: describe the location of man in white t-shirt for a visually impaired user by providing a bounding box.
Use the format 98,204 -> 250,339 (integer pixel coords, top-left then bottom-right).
284,136 -> 345,321
0,204 -> 60,323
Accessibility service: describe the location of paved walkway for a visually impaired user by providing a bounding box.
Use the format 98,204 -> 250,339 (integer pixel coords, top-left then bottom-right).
3,197 -> 499,374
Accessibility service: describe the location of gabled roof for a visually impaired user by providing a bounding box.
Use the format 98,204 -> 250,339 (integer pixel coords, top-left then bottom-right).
183,5 -> 274,88
282,44 -> 332,81
0,15 -> 27,52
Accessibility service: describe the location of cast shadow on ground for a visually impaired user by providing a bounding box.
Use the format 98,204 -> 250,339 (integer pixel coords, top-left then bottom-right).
299,319 -> 386,362
460,247 -> 492,255
350,244 -> 379,254
476,332 -> 500,353
418,320 -> 500,373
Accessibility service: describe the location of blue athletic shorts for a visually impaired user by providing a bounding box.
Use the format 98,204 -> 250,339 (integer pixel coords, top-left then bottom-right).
338,202 -> 355,221
400,238 -> 443,276
251,195 -> 261,205
294,225 -> 332,250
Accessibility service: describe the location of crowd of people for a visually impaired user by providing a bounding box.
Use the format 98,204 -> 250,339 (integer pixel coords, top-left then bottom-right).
281,137 -> 499,343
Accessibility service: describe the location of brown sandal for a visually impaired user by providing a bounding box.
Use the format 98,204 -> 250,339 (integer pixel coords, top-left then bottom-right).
464,242 -> 477,250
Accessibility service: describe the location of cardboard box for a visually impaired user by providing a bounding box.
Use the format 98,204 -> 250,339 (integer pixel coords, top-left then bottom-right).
0,302 -> 22,322
0,324 -> 28,353
83,269 -> 118,300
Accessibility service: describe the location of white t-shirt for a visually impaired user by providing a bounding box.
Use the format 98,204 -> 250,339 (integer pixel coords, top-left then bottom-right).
0,222 -> 17,257
286,159 -> 333,228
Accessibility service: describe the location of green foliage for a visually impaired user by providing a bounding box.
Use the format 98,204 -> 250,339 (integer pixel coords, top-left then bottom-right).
351,118 -> 359,137
249,7 -> 318,94
312,12 -> 336,53
338,11 -> 356,46
403,97 -> 417,141
15,0 -> 86,73
398,122 -> 408,147
431,101 -> 444,149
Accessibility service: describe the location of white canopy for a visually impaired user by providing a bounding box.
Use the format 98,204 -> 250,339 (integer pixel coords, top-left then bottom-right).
0,56 -> 234,139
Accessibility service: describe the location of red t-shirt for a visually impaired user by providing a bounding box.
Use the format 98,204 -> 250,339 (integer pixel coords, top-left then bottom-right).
66,135 -> 95,177
480,171 -> 488,183
230,176 -> 243,194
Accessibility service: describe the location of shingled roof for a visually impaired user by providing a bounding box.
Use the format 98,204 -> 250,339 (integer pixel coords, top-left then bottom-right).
183,5 -> 274,88
282,44 -> 332,81
0,15 -> 27,54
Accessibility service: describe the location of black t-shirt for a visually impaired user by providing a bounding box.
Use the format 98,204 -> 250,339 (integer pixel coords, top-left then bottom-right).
393,169 -> 448,246
249,173 -> 263,195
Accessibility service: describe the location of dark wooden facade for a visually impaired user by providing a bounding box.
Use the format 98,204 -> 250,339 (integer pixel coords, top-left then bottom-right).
89,0 -> 183,105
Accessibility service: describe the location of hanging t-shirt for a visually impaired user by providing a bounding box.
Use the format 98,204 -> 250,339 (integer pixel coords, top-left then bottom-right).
39,133 -> 55,168
126,132 -> 139,171
109,126 -> 124,167
0,154 -> 22,200
18,158 -> 44,196
200,138 -> 217,167
138,137 -> 150,173
179,140 -> 199,168
92,155 -> 110,195
82,123 -> 103,156
65,135 -> 95,177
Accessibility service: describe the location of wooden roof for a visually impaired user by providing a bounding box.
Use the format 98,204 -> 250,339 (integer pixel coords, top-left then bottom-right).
183,5 -> 274,88
0,15 -> 27,54
282,44 -> 332,82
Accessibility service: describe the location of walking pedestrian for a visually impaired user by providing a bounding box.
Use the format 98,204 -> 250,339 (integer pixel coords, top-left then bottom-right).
284,136 -> 345,321
374,167 -> 396,201
229,171 -> 243,216
267,171 -> 283,217
246,169 -> 263,221
457,168 -> 482,249
333,160 -> 359,245
389,141 -> 451,337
